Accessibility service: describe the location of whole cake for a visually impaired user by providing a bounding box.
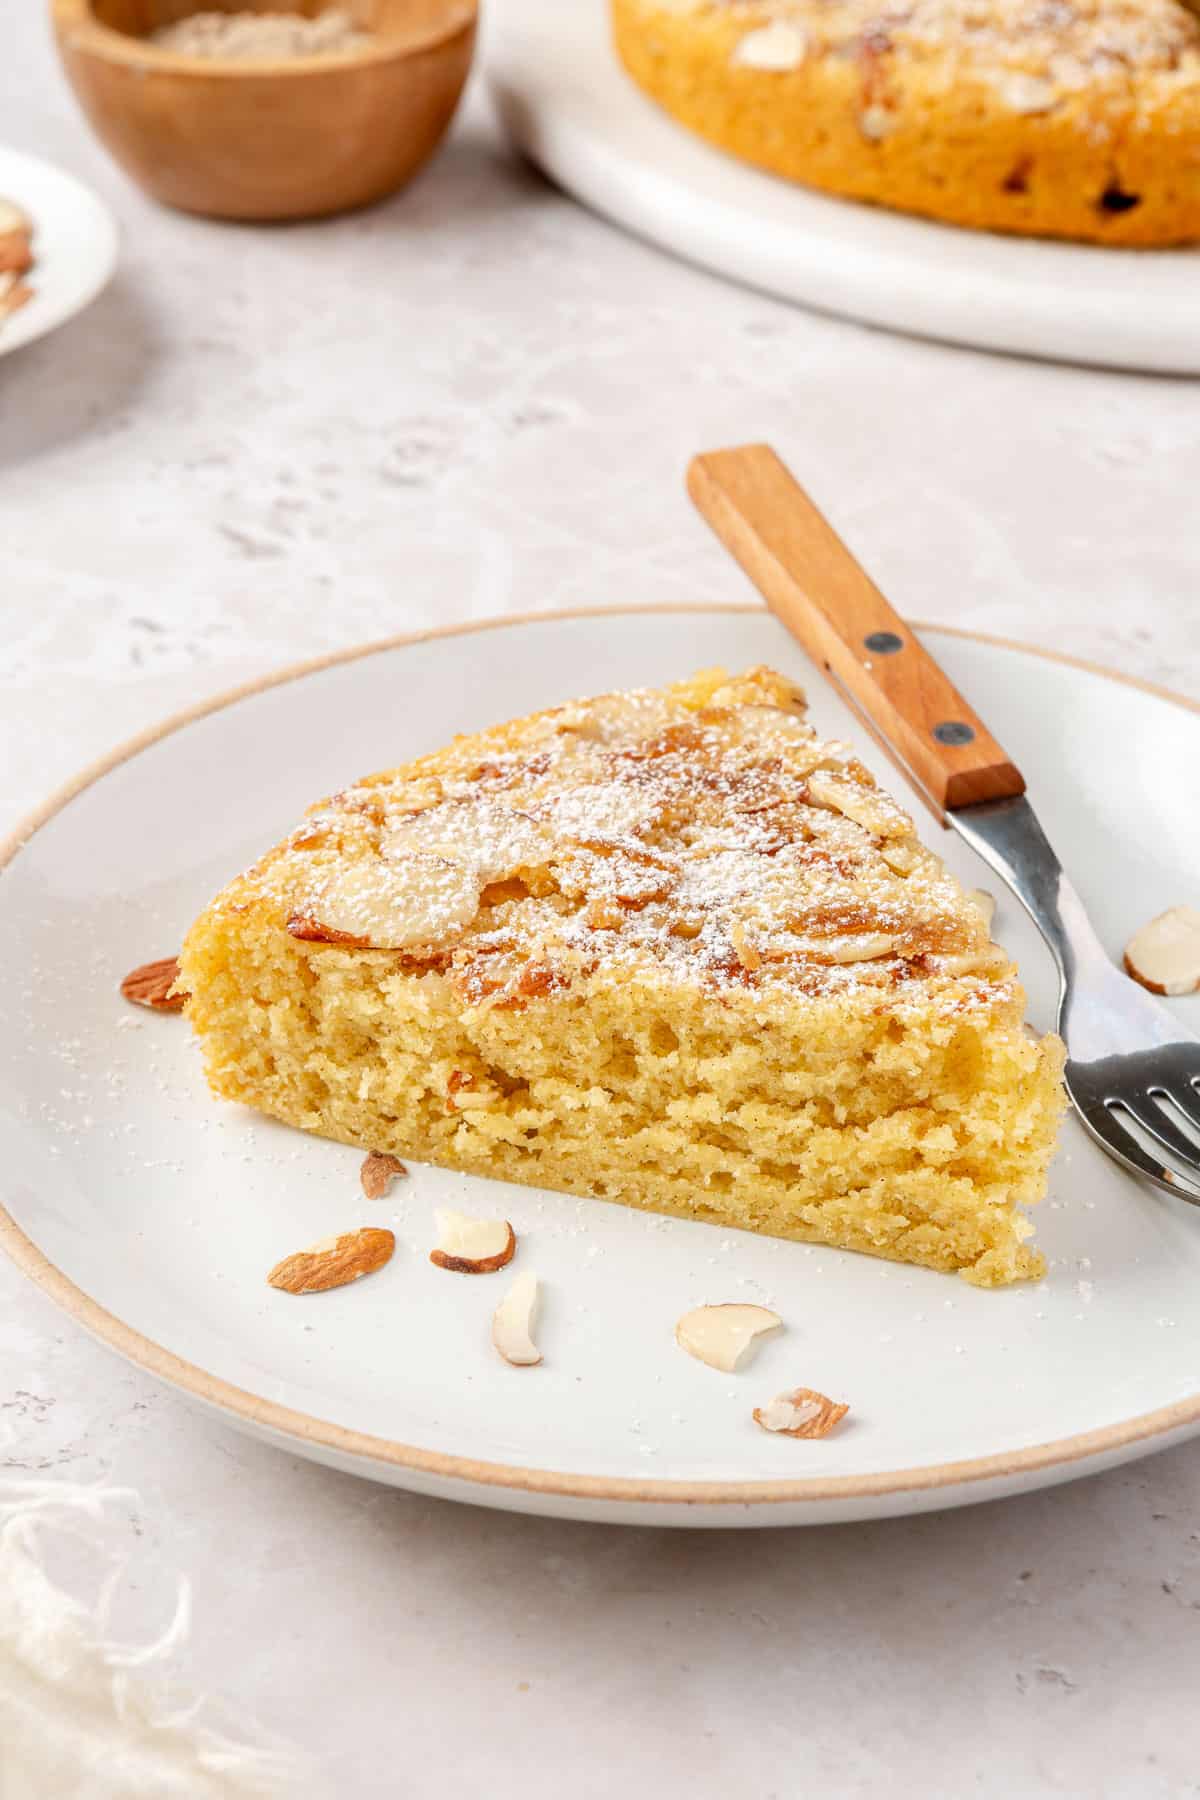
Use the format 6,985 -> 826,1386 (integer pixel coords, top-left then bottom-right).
611,0 -> 1200,245
181,667 -> 1065,1286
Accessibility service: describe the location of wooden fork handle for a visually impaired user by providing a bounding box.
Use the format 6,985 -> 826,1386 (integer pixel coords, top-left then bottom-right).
687,444 -> 1025,821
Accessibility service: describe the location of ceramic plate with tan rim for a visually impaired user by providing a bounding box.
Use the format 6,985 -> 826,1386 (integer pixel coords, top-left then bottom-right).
0,147 -> 117,358
2,607 -> 1199,1528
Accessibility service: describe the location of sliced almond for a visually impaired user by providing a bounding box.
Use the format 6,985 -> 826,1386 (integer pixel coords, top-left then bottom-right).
928,946 -> 1010,979
446,1070 -> 502,1111
731,19 -> 807,70
430,1208 -> 516,1274
382,797 -> 553,884
858,104 -> 897,142
806,771 -> 911,840
0,275 -> 32,321
360,1151 -> 406,1200
879,840 -> 922,876
586,896 -> 625,931
824,931 -> 896,965
288,853 -> 481,950
286,913 -> 370,947
0,199 -> 32,276
1123,906 -> 1200,997
120,956 -> 187,1012
775,930 -> 897,967
706,667 -> 806,713
675,1304 -> 782,1373
268,1226 -> 394,1294
966,888 -> 997,932
492,1270 -> 542,1365
537,781 -> 662,846
0,236 -> 31,277
753,1387 -> 849,1439
999,71 -> 1059,116
0,199 -> 31,235
728,919 -> 762,972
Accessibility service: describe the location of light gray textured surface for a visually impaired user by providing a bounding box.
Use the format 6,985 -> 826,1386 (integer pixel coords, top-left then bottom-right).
2,10 -> 1199,1796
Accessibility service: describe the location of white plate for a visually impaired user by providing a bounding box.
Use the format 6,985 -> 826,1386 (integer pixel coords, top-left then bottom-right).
2,608 -> 1200,1527
486,0 -> 1200,374
0,147 -> 117,358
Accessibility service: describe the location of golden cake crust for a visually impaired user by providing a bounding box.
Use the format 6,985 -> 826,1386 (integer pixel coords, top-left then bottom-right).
611,0 -> 1200,245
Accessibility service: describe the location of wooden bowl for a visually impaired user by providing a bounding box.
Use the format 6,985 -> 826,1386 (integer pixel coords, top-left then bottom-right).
51,0 -> 477,221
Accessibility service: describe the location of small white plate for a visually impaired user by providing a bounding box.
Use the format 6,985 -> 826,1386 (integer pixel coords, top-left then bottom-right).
2,608 -> 1199,1527
486,0 -> 1200,374
0,147 -> 117,358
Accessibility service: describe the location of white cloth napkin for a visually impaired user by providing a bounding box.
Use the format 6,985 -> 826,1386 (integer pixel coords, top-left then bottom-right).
0,1478 -> 308,1799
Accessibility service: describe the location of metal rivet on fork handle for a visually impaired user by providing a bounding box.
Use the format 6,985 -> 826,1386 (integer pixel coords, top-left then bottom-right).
933,720 -> 976,746
863,631 -> 904,655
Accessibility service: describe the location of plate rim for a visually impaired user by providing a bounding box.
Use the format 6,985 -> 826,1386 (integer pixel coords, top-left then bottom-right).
0,145 -> 119,358
3,602 -> 1198,1509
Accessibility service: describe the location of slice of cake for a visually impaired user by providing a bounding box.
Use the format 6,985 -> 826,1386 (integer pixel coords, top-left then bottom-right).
180,666 -> 1066,1285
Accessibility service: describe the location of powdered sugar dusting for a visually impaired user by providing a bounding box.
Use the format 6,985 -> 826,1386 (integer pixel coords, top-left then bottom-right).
240,666 -> 1013,1017
720,0 -> 1200,88
382,796 -> 554,883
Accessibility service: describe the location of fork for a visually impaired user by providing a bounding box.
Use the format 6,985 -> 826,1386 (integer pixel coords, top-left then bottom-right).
688,443 -> 1200,1204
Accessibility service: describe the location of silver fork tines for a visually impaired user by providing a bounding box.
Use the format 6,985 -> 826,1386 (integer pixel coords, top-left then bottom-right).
950,795 -> 1200,1205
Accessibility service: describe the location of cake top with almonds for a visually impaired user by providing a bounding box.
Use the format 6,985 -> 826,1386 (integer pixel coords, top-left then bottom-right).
225,666 -> 1010,1017
702,0 -> 1200,85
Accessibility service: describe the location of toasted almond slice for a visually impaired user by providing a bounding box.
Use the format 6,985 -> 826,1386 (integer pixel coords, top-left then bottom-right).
120,956 -> 187,1012
0,234 -> 31,277
0,271 -> 32,318
928,946 -> 1011,978
675,1303 -> 782,1373
728,919 -> 762,972
1124,906 -> 1200,997
492,1270 -> 541,1365
825,931 -> 897,965
967,888 -> 997,932
586,896 -> 625,931
360,1151 -> 406,1200
706,667 -> 806,712
288,853 -> 481,950
0,199 -> 32,276
430,1208 -> 516,1274
753,1387 -> 849,1439
0,199 -> 30,235
268,1226 -> 394,1294
285,913 -> 370,946
446,1070 -> 502,1112
731,19 -> 808,70
382,797 -> 553,883
878,840 -> 922,876
806,771 -> 911,840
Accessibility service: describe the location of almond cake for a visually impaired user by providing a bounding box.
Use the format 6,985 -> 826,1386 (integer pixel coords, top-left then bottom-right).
180,667 -> 1066,1286
610,0 -> 1200,246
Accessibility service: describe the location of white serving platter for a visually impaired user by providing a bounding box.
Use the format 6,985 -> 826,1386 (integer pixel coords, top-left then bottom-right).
486,0 -> 1200,374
